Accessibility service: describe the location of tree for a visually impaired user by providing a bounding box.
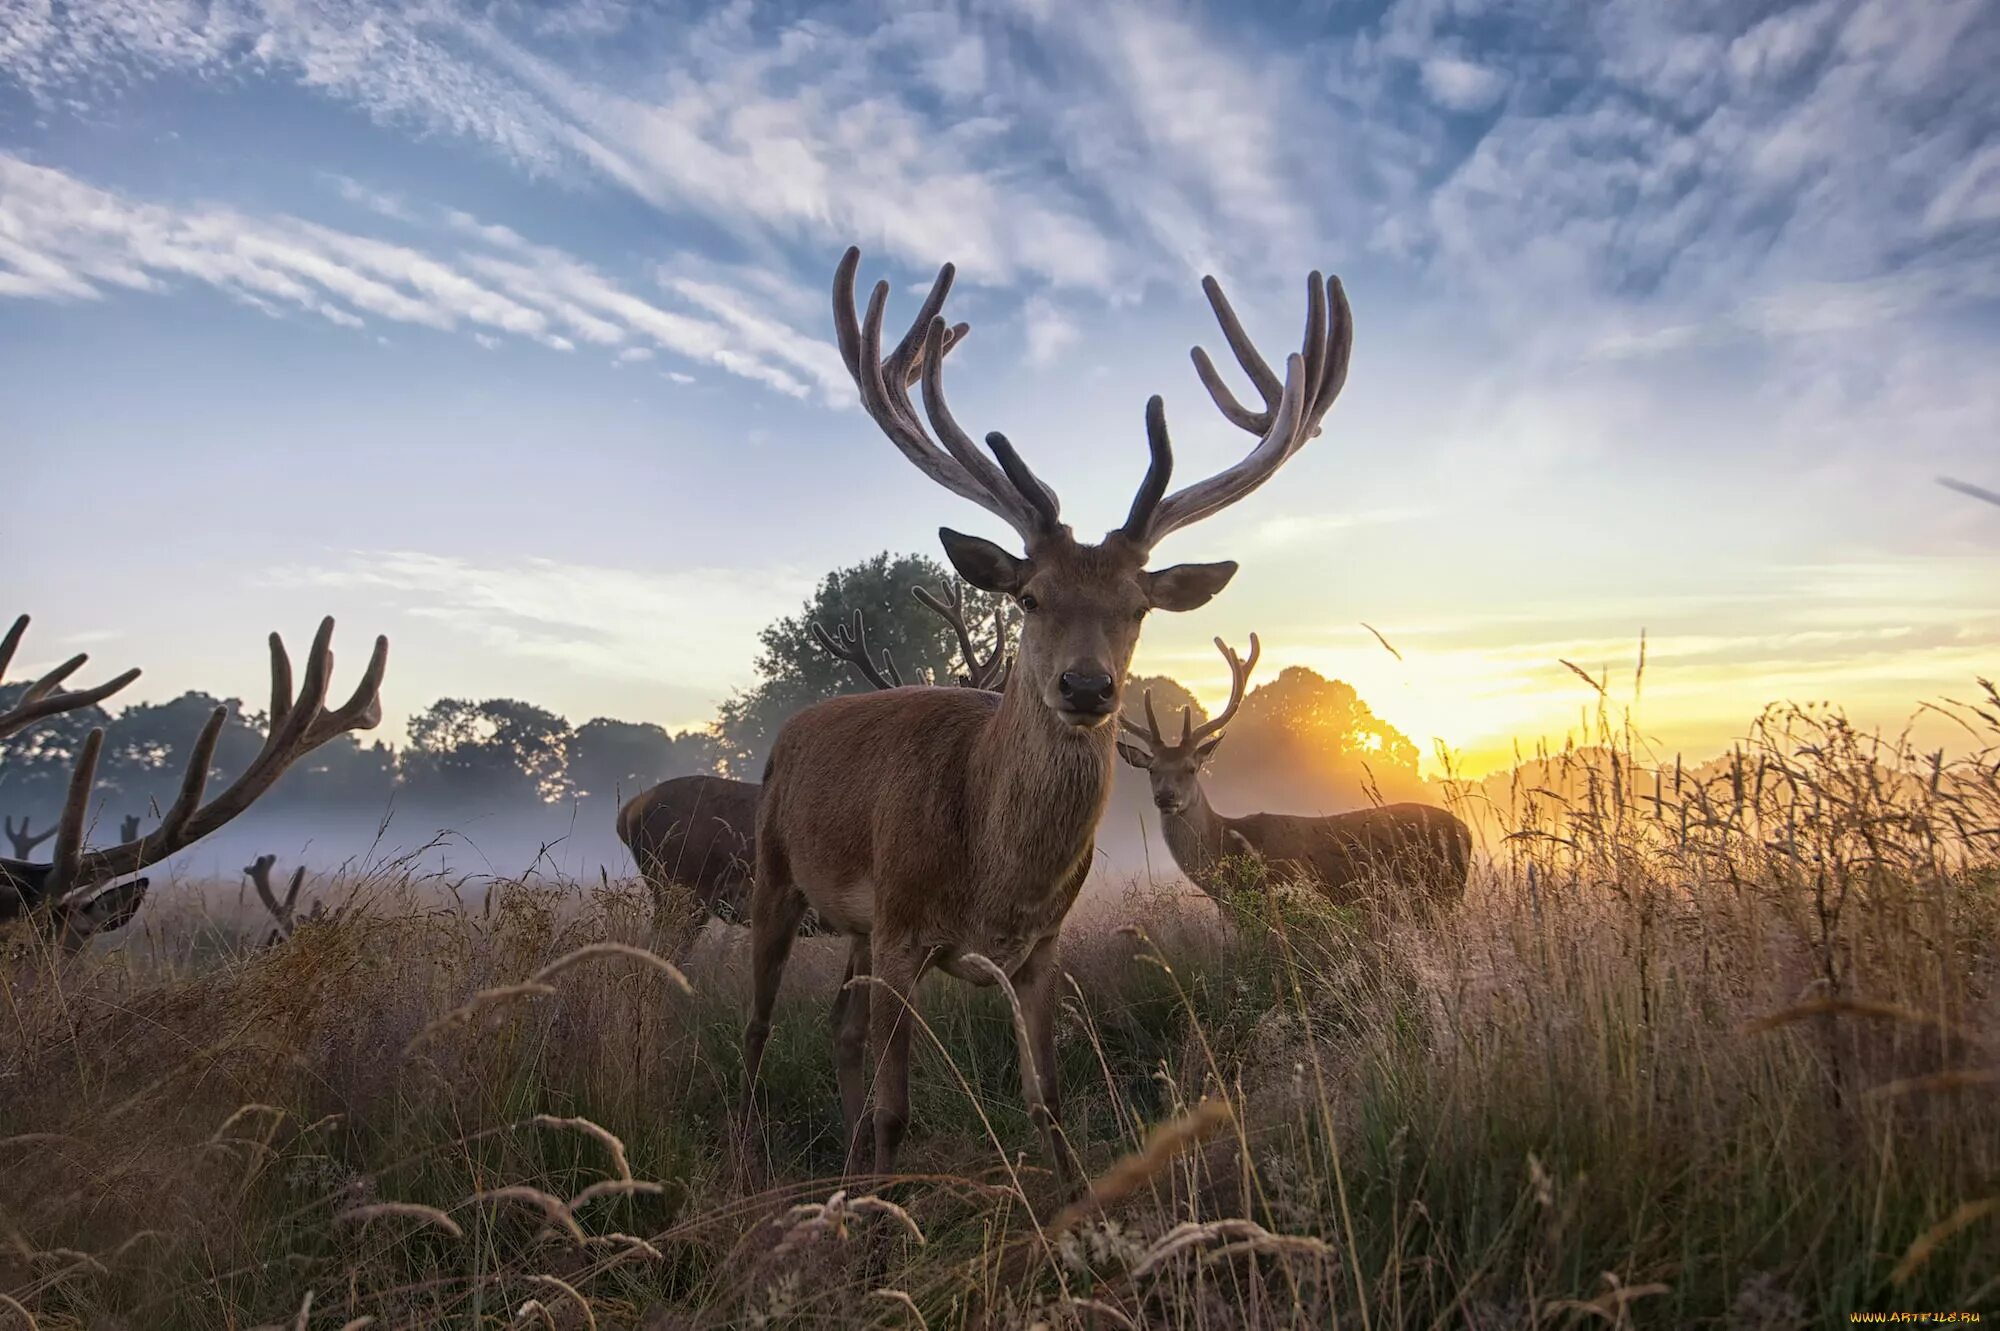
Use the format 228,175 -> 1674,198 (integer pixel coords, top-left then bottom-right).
402,698 -> 573,806
1208,666 -> 1422,812
713,552 -> 1009,775
568,718 -> 720,804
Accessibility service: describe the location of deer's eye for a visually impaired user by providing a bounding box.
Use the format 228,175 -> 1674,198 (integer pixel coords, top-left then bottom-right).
1132,606 -> 1148,622
1018,593 -> 1040,612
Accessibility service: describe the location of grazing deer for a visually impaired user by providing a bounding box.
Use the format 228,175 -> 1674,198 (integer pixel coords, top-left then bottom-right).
4,815 -> 55,859
617,582 -> 1012,948
245,853 -> 340,944
1118,635 -> 1471,909
742,246 -> 1353,1181
0,614 -> 387,952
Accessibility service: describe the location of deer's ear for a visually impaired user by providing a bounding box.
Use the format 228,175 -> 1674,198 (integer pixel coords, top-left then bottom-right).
1143,560 -> 1237,612
939,528 -> 1029,595
1116,740 -> 1155,770
1195,734 -> 1225,764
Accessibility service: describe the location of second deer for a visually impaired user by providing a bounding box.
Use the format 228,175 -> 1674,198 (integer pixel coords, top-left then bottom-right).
1118,636 -> 1471,910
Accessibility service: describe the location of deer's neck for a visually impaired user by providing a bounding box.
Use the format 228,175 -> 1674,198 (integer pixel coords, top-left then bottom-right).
1160,783 -> 1232,893
971,682 -> 1116,892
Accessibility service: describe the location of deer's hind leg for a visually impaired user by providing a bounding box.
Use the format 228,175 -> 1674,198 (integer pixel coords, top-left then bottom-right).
740,835 -> 807,1119
831,932 -> 873,1175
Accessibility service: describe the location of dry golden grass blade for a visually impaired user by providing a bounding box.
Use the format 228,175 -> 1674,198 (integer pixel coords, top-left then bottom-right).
528,941 -> 692,995
0,1292 -> 38,1330
524,1274 -> 595,1331
531,1114 -> 632,1181
1360,622 -> 1403,662
460,1186 -> 588,1244
405,982 -> 558,1051
1866,1067 -> 2000,1101
290,1290 -> 313,1331
1543,1273 -> 1671,1324
507,1299 -> 556,1330
1741,996 -> 1964,1037
1048,1098 -> 1235,1239
586,1233 -> 664,1265
1064,1296 -> 1138,1329
1891,1196 -> 2000,1285
29,1247 -> 108,1276
568,1179 -> 666,1210
335,1202 -> 466,1240
335,1320 -> 377,1331
870,1288 -> 929,1329
208,1102 -> 288,1144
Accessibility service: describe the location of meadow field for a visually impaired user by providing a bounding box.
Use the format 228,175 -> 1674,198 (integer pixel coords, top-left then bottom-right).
4,691 -> 1997,1329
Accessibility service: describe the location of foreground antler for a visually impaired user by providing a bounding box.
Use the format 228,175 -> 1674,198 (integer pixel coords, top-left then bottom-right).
1,616 -> 387,946
5,815 -> 56,859
0,615 -> 142,742
810,610 -> 904,690
912,581 -> 1012,688
1123,634 -> 1261,757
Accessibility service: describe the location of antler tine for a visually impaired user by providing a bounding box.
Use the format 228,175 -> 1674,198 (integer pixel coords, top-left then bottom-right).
1131,271 -> 1352,546
0,615 -> 142,742
810,610 -> 903,692
1188,632 -> 1261,747
911,582 -> 1000,689
834,247 -> 1053,543
69,621 -> 386,887
43,729 -> 101,900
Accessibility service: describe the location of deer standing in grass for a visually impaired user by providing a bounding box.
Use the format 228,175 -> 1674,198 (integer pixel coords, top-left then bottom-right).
1118,636 -> 1471,909
616,580 -> 1010,949
0,614 -> 387,951
742,246 -> 1354,1182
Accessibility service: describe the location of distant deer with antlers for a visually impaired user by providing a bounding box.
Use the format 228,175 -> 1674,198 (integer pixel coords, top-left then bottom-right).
245,853 -> 341,944
120,813 -> 142,843
1118,636 -> 1470,909
617,579 -> 1010,949
742,246 -> 1354,1182
0,614 -> 387,952
5,815 -> 55,859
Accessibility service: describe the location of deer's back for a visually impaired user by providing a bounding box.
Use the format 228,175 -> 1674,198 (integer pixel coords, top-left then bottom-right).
1235,801 -> 1470,904
618,775 -> 761,917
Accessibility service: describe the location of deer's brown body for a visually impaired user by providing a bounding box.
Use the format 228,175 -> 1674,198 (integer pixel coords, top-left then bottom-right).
1161,794 -> 1470,906
616,774 -> 760,926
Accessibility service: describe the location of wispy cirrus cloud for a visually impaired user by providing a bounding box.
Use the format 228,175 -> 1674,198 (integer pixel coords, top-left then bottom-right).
0,152 -> 848,397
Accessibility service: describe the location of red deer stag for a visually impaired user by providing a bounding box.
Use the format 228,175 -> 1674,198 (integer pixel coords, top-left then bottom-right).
5,815 -> 55,859
1117,636 -> 1470,909
616,580 -> 1009,948
120,813 -> 142,842
742,246 -> 1353,1182
0,614 -> 387,952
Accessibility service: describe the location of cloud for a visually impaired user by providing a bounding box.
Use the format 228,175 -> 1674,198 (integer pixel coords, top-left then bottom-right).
1020,296 -> 1080,367
264,549 -> 805,693
0,152 -> 849,398
1419,56 -> 1505,111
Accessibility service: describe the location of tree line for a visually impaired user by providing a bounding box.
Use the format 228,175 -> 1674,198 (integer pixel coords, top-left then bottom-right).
1,552 -> 1424,830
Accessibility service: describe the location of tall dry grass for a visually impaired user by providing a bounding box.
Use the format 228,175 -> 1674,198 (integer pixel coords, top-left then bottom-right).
2,684 -> 1997,1327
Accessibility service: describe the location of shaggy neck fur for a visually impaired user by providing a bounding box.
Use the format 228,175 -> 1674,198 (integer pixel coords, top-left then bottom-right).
971,674 -> 1117,902
1159,781 -> 1233,893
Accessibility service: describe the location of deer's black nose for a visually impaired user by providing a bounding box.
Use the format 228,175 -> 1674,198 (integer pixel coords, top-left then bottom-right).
1059,670 -> 1116,713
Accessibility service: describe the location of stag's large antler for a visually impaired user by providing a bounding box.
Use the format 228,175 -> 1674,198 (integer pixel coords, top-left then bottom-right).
1,618 -> 386,932
834,248 -> 1062,544
1122,634 -> 1261,755
912,581 -> 1012,689
1117,274 -> 1351,548
810,610 -> 904,691
0,615 -> 141,742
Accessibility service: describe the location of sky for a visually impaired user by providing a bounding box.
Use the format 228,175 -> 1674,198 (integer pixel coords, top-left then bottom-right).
3,0 -> 1998,779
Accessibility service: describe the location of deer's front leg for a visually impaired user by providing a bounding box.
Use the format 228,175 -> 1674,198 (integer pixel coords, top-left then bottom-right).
1014,933 -> 1081,1190
866,935 -> 933,1176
